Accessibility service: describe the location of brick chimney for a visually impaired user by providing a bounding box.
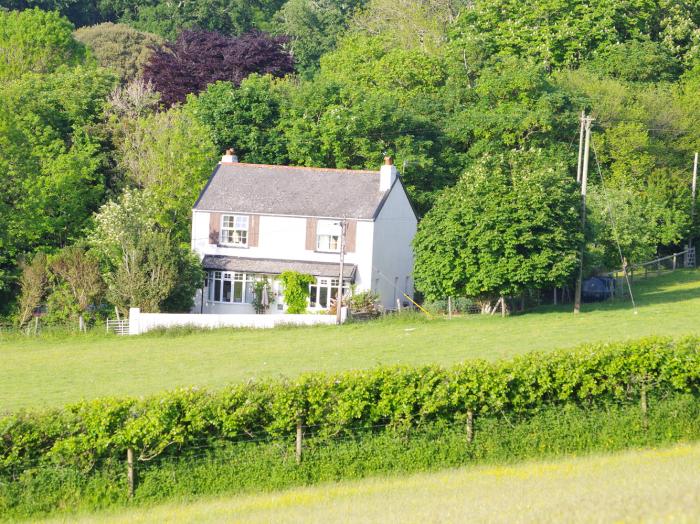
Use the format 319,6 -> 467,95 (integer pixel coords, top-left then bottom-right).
221,148 -> 238,163
380,156 -> 397,191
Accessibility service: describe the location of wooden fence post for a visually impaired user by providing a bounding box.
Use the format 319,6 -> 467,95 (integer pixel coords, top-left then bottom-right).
448,297 -> 452,320
127,448 -> 135,498
296,419 -> 303,464
466,410 -> 474,444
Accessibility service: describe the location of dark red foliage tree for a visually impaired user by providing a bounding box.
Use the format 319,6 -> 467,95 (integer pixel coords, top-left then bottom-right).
143,30 -> 294,106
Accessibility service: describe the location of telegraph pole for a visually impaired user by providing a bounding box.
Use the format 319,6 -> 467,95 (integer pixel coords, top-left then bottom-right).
574,114 -> 593,314
691,152 -> 698,248
336,219 -> 347,325
576,110 -> 585,184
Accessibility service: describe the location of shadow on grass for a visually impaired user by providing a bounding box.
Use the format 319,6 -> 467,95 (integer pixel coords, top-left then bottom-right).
525,269 -> 700,316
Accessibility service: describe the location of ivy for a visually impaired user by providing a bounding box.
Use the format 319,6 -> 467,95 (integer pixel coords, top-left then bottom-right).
279,271 -> 315,314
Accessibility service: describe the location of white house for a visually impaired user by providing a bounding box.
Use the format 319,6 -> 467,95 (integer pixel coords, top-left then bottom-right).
191,151 -> 417,314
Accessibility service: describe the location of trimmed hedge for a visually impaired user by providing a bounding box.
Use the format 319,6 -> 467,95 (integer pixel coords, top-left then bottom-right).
3,394 -> 700,519
2,336 -> 700,477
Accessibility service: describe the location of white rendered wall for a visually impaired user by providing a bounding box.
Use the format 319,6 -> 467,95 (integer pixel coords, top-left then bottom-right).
370,182 -> 417,309
191,211 -> 375,295
129,307 -> 346,334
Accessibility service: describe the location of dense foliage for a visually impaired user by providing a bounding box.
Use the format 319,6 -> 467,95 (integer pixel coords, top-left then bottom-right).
142,30 -> 294,106
414,150 -> 581,301
88,190 -> 203,314
3,394 -> 698,518
1,336 -> 698,476
0,8 -> 87,80
279,271 -> 315,313
1,1 -> 700,314
74,23 -> 163,82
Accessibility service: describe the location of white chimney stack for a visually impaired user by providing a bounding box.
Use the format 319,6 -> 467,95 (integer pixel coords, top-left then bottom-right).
380,156 -> 397,191
221,148 -> 238,163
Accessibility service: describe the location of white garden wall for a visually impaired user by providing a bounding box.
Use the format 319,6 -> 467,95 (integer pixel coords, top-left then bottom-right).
128,307 -> 346,335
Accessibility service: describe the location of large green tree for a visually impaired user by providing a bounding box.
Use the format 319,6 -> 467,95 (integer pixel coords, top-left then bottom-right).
0,65 -> 116,308
186,75 -> 289,163
89,189 -> 203,314
274,0 -> 365,76
451,0 -> 700,71
74,22 -> 163,82
0,8 -> 87,81
112,105 -> 218,242
446,56 -> 579,158
413,149 -> 581,302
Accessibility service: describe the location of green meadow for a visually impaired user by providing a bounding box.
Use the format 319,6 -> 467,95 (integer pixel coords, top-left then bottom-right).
2,269 -> 700,412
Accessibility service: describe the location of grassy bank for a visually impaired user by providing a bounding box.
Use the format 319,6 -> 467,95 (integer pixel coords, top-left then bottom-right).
76,442 -> 700,524
2,269 -> 700,412
4,393 -> 700,520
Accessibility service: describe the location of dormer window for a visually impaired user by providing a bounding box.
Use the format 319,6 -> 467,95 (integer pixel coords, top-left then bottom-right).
221,215 -> 248,246
316,219 -> 340,252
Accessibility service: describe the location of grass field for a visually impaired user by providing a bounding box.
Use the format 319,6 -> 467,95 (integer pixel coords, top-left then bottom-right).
54,443 -> 700,523
2,269 -> 700,412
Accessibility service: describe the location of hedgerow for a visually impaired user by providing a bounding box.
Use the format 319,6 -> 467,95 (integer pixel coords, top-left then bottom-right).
1,336 -> 699,478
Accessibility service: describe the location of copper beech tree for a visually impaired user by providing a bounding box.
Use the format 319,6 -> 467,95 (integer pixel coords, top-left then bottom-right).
143,29 -> 294,106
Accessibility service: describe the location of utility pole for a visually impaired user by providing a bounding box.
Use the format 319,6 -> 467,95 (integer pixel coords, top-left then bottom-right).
574,114 -> 593,314
691,152 -> 698,248
576,110 -> 585,184
336,219 -> 347,325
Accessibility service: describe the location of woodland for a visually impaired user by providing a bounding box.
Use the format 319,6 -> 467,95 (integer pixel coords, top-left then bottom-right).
1,0 -> 700,320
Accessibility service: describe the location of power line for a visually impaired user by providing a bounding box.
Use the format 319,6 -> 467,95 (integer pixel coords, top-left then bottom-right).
590,136 -> 637,314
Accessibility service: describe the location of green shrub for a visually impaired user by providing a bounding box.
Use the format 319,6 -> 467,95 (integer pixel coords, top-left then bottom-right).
347,290 -> 382,315
2,394 -> 700,519
2,336 -> 699,482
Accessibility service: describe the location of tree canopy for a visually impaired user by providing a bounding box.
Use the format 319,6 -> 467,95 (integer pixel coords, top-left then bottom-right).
413,150 -> 581,301
143,30 -> 294,106
2,2 -> 700,316
0,8 -> 87,80
74,22 -> 163,82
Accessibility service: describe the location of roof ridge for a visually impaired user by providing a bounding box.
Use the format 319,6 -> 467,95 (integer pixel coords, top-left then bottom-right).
220,162 -> 378,175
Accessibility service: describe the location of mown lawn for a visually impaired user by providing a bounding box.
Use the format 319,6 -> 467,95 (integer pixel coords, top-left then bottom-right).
2,269 -> 700,412
53,443 -> 700,523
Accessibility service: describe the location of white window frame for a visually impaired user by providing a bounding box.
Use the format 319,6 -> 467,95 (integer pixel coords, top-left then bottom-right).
316,220 -> 341,252
220,214 -> 249,247
206,271 -> 256,304
309,277 -> 350,309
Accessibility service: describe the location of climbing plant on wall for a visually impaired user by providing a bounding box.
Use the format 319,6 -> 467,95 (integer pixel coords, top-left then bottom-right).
279,271 -> 315,313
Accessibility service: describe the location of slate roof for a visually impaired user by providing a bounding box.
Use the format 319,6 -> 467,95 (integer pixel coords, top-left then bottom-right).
202,255 -> 357,279
193,162 -> 390,219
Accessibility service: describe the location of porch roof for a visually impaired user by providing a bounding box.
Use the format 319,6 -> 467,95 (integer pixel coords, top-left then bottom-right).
202,255 -> 356,279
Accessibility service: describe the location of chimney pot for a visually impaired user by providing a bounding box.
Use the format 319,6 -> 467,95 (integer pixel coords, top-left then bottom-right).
221,148 -> 238,163
380,157 -> 397,191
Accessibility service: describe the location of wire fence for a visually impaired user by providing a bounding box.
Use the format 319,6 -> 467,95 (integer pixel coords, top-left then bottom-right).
1,390 -> 671,501
601,247 -> 695,299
